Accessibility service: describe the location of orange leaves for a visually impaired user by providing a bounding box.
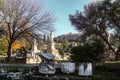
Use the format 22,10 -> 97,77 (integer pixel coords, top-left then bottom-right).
11,39 -> 27,51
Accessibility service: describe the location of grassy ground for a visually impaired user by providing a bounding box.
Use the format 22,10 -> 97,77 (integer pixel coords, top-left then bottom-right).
0,61 -> 120,80
94,61 -> 120,80
31,61 -> 120,80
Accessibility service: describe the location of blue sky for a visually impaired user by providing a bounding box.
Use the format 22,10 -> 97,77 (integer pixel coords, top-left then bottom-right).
42,0 -> 96,36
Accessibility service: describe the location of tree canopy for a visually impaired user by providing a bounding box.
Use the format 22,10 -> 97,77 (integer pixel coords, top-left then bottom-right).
71,39 -> 105,62
69,0 -> 120,60
57,40 -> 71,55
0,0 -> 55,61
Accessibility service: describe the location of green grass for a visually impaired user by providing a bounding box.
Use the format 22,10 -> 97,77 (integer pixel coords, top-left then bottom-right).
94,61 -> 120,80
105,61 -> 120,63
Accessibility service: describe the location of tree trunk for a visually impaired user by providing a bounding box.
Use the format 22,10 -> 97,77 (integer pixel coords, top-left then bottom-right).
23,48 -> 27,63
99,34 -> 118,61
6,42 -> 12,62
115,53 -> 119,61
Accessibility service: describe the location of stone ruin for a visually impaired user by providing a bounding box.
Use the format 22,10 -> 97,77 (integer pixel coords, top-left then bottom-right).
26,32 -> 62,64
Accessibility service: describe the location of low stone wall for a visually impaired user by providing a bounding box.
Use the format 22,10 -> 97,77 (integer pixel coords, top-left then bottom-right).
0,63 -> 39,67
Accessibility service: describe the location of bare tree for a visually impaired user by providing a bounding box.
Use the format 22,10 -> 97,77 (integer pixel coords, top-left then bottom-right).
0,0 -> 54,61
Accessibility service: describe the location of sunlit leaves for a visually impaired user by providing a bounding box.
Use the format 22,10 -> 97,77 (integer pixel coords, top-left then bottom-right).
11,39 -> 27,51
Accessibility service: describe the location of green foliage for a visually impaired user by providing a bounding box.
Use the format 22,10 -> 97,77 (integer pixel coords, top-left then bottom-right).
69,0 -> 120,61
57,40 -> 71,55
71,39 -> 105,62
0,38 -> 8,55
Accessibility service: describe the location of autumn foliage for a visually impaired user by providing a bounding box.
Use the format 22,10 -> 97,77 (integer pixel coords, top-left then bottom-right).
12,39 -> 27,51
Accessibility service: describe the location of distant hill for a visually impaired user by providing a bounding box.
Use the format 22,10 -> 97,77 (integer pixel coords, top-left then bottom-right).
54,33 -> 85,42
